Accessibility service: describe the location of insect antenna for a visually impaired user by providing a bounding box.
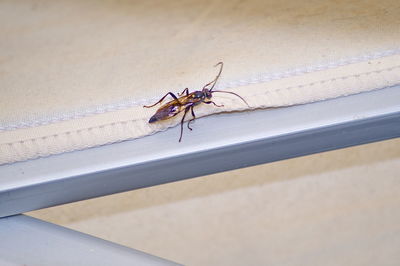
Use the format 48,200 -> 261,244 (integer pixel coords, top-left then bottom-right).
203,62 -> 224,91
211,90 -> 250,107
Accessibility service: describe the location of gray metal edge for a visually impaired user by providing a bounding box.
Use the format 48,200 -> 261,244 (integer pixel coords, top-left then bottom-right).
0,214 -> 181,266
0,86 -> 399,217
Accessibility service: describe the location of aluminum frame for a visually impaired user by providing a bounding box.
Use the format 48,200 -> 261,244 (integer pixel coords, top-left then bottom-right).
0,214 -> 180,266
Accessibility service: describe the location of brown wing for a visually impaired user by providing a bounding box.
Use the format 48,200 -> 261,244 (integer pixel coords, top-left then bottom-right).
148,97 -> 188,123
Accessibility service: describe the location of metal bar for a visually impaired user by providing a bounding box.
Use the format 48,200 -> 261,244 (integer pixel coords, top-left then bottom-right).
0,214 -> 180,266
1,86 -> 399,217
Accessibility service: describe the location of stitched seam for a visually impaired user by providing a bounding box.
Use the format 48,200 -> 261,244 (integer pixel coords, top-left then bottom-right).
3,65 -> 399,147
219,48 -> 400,88
1,48 -> 400,131
257,65 -> 400,96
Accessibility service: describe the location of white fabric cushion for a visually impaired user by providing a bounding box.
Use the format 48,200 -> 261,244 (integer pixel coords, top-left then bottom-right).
1,0 -> 400,164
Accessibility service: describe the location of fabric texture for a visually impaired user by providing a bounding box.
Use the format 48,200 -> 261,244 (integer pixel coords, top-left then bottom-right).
1,0 -> 400,164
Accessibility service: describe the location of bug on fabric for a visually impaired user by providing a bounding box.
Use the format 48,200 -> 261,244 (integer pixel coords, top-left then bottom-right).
144,62 -> 249,142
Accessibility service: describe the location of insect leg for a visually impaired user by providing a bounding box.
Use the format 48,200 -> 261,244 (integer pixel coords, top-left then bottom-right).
143,92 -> 179,108
179,107 -> 190,142
205,101 -> 224,107
187,106 -> 196,130
178,88 -> 189,96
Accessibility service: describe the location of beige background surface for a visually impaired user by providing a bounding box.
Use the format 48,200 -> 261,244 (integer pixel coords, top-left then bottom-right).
30,138 -> 400,266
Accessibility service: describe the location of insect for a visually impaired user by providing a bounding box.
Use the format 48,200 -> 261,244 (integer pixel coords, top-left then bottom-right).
144,62 -> 249,142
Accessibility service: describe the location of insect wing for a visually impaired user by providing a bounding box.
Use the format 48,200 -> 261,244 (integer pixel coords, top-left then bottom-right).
148,100 -> 185,123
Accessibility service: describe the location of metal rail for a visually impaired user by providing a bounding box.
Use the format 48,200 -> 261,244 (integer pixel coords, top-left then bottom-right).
0,214 -> 180,266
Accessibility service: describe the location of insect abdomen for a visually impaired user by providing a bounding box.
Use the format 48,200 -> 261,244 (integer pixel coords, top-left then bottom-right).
149,114 -> 161,123
148,104 -> 183,123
